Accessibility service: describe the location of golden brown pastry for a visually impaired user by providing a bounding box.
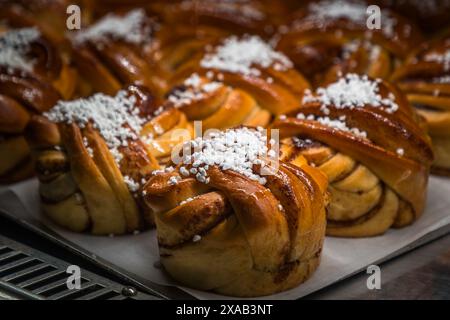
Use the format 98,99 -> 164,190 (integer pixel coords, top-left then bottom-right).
149,0 -> 289,37
69,9 -> 166,97
165,34 -> 310,119
161,73 -> 271,131
143,127 -> 328,297
391,32 -> 450,175
275,0 -> 423,86
25,85 -> 191,234
272,73 -> 433,237
0,26 -> 76,183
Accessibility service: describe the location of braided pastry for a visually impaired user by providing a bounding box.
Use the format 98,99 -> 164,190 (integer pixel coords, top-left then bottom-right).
0,27 -> 76,183
70,9 -> 167,97
149,0 -> 288,37
272,73 -> 433,237
25,85 -> 192,234
143,127 -> 327,297
165,35 -> 310,120
391,32 -> 450,175
275,0 -> 423,86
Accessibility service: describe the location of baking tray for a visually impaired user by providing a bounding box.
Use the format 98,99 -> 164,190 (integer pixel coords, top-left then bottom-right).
0,189 -> 194,300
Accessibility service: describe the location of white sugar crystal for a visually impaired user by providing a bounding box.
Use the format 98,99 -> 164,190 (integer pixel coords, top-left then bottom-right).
167,73 -> 222,108
307,0 -> 397,38
192,234 -> 202,242
180,196 -> 196,205
342,40 -> 377,60
310,0 -> 366,20
44,90 -> 148,167
424,50 -> 450,71
303,73 -> 399,113
0,27 -> 40,73
152,166 -> 174,176
180,166 -> 190,177
168,175 -> 181,185
396,148 -> 404,156
86,146 -> 94,158
298,114 -> 368,139
200,35 -> 293,76
433,76 -> 450,84
123,175 -> 140,192
183,72 -> 201,87
153,106 -> 165,116
179,127 -> 271,185
73,9 -> 153,45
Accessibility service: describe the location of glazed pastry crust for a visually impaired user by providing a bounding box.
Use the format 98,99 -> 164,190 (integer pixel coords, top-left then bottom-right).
144,154 -> 328,297
273,78 -> 433,237
25,86 -> 192,234
391,30 -> 450,175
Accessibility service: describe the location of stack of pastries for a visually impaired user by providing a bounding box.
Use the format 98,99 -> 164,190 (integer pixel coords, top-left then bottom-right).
1,0 -> 448,297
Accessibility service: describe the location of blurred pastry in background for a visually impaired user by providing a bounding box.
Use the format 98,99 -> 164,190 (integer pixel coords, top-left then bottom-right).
0,26 -> 76,183
392,30 -> 450,175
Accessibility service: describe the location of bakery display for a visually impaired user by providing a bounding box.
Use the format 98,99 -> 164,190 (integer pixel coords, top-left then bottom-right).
272,73 -> 433,237
391,31 -> 450,176
275,0 -> 423,86
143,127 -> 328,297
160,35 -> 310,129
0,26 -> 76,183
0,0 -> 447,298
25,85 -> 192,234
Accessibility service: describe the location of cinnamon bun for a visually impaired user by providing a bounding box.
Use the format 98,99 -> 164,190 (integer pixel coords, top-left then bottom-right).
273,73 -> 433,237
275,0 -> 423,86
70,9 -> 166,97
143,127 -> 327,296
166,35 -> 310,120
25,85 -> 191,234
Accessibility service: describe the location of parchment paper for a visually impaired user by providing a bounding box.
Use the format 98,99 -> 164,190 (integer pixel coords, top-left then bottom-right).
1,176 -> 449,300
